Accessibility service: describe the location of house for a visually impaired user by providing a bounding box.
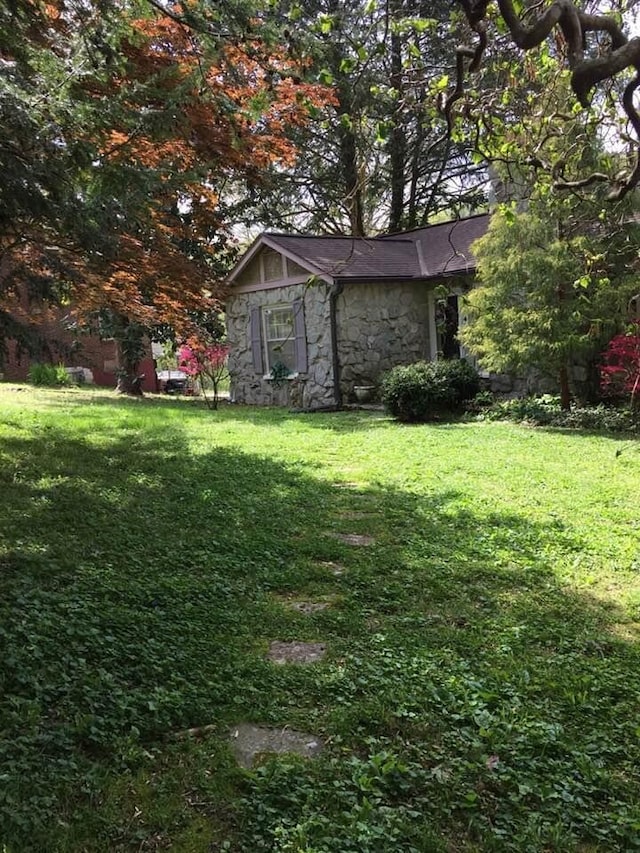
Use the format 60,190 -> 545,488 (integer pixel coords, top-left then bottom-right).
225,213 -> 490,408
2,299 -> 158,392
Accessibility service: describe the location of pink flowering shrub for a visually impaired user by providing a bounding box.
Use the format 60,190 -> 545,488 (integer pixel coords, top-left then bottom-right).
178,342 -> 230,409
600,320 -> 640,410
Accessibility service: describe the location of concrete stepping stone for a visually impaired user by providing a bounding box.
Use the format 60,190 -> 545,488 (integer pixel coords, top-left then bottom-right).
273,593 -> 333,614
317,560 -> 347,576
287,600 -> 331,614
330,532 -> 375,546
268,640 -> 327,664
230,723 -> 323,769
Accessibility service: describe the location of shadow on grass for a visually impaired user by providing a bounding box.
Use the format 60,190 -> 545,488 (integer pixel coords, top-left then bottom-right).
0,410 -> 638,851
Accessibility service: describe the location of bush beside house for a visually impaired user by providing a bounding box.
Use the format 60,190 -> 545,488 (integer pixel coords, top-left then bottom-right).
381,359 -> 480,422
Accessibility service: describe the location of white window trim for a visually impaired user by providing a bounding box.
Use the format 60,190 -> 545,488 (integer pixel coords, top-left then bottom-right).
262,372 -> 300,381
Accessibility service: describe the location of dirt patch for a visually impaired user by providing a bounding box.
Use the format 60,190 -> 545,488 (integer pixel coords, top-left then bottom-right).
268,640 -> 327,664
336,511 -> 375,521
229,723 -> 323,769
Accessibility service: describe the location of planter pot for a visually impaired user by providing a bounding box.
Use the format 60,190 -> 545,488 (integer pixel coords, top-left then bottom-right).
353,385 -> 376,403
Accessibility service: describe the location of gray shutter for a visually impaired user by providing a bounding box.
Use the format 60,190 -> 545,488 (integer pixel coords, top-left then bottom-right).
250,307 -> 263,374
293,298 -> 307,373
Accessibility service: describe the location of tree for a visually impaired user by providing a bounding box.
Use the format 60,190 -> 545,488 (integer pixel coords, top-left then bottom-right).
1,0 -> 332,391
449,0 -> 640,199
241,0 -> 486,236
460,197 -> 640,408
178,341 -> 230,409
600,320 -> 640,412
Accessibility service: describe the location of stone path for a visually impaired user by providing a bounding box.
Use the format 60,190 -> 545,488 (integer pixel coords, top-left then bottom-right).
316,560 -> 346,576
229,497 -> 379,767
330,532 -> 375,546
286,600 -> 331,614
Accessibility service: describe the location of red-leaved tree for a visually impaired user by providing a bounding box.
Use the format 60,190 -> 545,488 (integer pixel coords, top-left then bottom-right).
178,343 -> 230,410
600,321 -> 640,412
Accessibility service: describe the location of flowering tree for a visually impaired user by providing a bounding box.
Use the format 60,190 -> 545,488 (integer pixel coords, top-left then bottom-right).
178,343 -> 230,410
600,321 -> 640,413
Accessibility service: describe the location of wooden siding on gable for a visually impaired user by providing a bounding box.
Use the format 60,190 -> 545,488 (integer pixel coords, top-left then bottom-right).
232,247 -> 314,294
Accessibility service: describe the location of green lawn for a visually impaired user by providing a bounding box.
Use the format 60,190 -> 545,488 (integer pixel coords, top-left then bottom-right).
1,385 -> 639,852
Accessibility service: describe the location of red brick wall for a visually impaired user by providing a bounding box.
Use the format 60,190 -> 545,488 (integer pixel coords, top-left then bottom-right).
2,306 -> 158,392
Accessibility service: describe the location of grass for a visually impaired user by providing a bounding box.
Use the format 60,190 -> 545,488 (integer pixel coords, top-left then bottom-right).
0,384 -> 639,852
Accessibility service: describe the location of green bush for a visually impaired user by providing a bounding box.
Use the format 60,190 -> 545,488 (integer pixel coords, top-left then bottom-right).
380,359 -> 480,422
27,363 -> 71,387
479,395 -> 638,432
480,394 -> 561,425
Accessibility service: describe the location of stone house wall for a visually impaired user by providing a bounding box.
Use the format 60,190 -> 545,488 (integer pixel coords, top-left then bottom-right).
335,281 -> 432,402
226,280 -> 336,408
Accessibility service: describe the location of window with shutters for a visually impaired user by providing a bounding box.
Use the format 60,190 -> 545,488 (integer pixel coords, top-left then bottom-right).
250,298 -> 307,377
262,305 -> 295,373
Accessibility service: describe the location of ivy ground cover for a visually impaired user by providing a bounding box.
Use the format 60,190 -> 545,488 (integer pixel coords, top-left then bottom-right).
0,386 -> 639,852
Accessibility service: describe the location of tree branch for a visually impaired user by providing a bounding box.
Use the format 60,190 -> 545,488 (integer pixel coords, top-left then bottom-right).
452,0 -> 640,196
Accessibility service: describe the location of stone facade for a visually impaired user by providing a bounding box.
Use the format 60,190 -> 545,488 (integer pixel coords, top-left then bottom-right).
336,281 -> 432,402
226,279 -> 337,408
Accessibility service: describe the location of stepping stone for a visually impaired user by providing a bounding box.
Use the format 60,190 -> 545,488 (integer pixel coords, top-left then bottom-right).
332,481 -> 362,490
330,532 -> 375,546
268,640 -> 327,664
288,601 -> 331,614
229,723 -> 323,769
317,560 -> 347,576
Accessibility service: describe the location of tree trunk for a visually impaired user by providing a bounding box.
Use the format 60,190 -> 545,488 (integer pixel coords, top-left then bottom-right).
338,112 -> 364,237
115,330 -> 144,396
559,364 -> 571,410
388,21 -> 406,233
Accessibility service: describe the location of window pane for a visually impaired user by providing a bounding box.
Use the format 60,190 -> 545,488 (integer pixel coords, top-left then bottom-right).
267,339 -> 295,371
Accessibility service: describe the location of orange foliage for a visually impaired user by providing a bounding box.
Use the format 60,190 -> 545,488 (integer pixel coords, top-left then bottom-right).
8,5 -> 335,334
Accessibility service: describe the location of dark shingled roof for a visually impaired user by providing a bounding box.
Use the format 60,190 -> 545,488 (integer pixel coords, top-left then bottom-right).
263,214 -> 490,281
231,213 -> 490,284
263,234 -> 421,279
392,213 -> 490,279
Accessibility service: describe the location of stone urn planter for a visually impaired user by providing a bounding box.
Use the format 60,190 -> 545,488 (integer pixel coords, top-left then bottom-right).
353,385 -> 376,403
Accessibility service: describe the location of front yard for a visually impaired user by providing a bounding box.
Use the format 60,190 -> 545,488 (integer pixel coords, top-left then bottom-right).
0,386 -> 639,851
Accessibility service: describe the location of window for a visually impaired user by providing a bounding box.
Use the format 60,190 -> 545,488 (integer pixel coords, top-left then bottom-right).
263,305 -> 296,373
250,299 -> 307,377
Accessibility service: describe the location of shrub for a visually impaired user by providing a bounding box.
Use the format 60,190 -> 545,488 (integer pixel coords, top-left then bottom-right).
478,395 -> 638,432
380,359 -> 480,422
600,320 -> 640,410
27,363 -> 71,387
479,394 -> 561,425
